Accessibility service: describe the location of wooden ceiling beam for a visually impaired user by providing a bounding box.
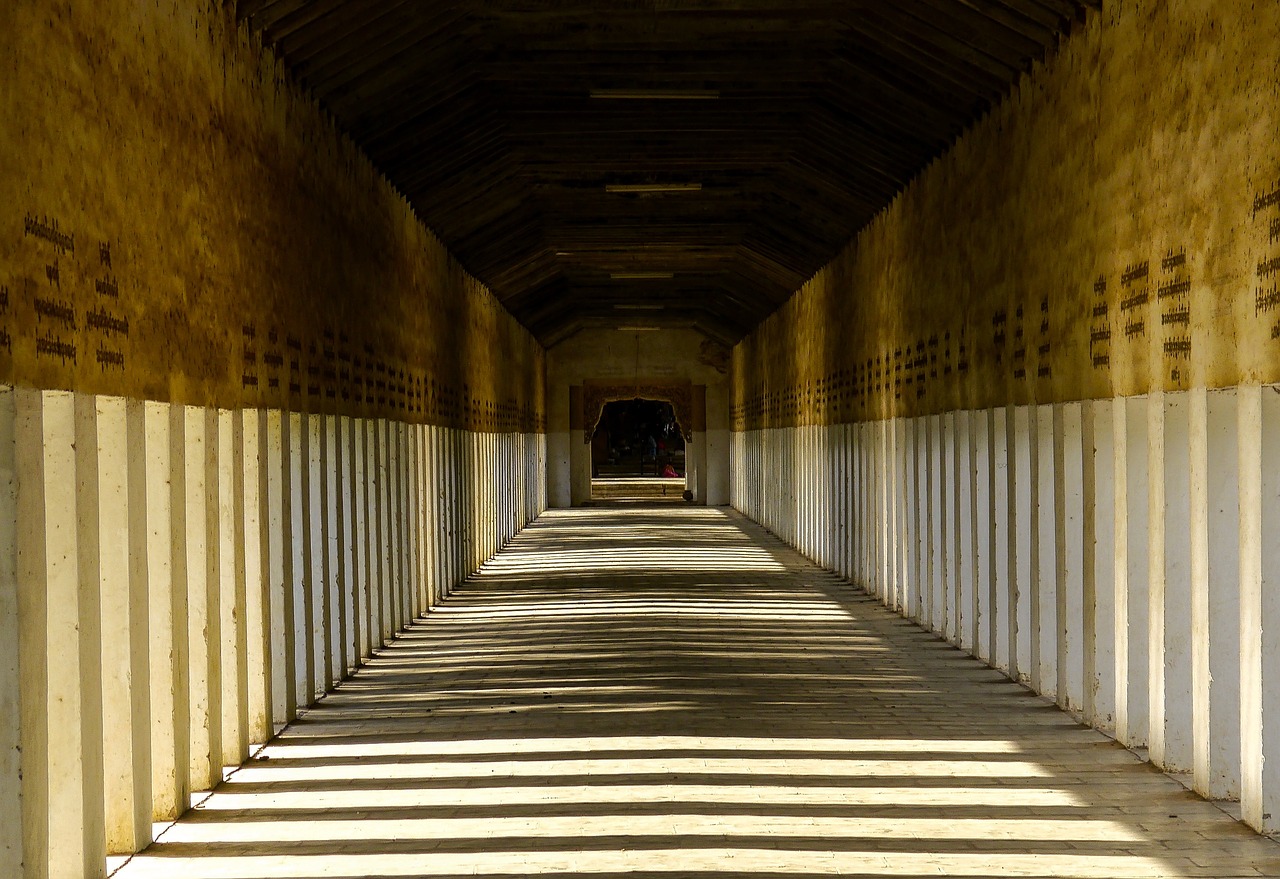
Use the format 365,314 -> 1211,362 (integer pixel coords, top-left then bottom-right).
277,2 -> 422,71
301,11 -> 471,99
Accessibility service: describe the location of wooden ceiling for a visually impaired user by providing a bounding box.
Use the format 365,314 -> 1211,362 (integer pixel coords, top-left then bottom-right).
236,0 -> 1097,347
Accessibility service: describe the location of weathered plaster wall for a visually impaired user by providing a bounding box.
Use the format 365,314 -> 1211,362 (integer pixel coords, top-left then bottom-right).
0,0 -> 544,431
550,329 -> 732,391
732,2 -> 1280,429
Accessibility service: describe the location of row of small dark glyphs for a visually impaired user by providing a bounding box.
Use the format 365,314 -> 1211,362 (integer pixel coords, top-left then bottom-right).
8,212 -> 545,432
730,244 -> 1220,432
22,212 -> 125,372
731,332 -> 974,427
1005,297 -> 1053,383
242,320 -> 542,430
1160,247 -> 1192,384
1256,181 -> 1280,349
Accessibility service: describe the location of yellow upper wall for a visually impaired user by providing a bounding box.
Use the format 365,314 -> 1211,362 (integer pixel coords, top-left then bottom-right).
0,0 -> 545,432
732,1 -> 1280,430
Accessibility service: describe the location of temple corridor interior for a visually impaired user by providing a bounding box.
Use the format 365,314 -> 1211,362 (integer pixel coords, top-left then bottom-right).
5,1 -> 1280,877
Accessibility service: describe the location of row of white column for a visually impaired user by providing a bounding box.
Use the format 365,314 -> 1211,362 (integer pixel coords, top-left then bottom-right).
0,387 -> 547,879
731,386 -> 1280,835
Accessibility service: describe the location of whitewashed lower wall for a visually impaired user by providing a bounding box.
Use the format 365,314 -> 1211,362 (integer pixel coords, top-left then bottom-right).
0,387 -> 546,878
732,386 -> 1280,835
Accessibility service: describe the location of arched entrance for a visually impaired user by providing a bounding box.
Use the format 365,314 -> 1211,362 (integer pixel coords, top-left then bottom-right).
591,399 -> 685,477
584,383 -> 694,502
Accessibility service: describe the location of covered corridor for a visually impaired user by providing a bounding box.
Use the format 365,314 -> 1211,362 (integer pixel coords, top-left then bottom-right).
7,1 -> 1280,876
113,507 -> 1280,879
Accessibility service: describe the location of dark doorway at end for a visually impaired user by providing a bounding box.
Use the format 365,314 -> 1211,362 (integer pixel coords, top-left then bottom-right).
590,399 -> 687,502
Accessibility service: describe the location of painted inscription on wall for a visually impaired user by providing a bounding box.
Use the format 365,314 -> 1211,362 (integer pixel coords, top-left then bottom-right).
1255,182 -> 1280,345
1159,248 -> 1191,385
730,245 -> 1210,431
731,330 -> 971,427
16,212 -> 131,376
4,213 -> 545,433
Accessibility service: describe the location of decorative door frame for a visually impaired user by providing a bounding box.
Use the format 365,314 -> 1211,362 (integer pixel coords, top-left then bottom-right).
582,381 -> 694,444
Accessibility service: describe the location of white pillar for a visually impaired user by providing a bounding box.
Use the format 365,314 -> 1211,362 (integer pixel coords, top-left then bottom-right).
352,419 -> 371,662
853,424 -> 866,588
149,401 -> 190,819
366,419 -> 381,642
893,417 -> 909,615
72,394 -> 108,874
218,410 -> 249,768
906,417 -> 921,621
1193,389 -> 1240,799
942,411 -> 962,647
1026,404 -> 1043,692
414,425 -> 428,615
287,411 -> 308,710
386,423 -> 401,632
333,416 -> 353,675
425,425 -> 440,609
1115,395 -> 1150,748
990,406 -> 1009,671
1004,405 -> 1020,677
791,425 -> 801,548
1190,387 -> 1211,790
959,412 -> 978,650
830,424 -> 842,577
320,415 -> 338,688
455,424 -> 465,583
1060,402 -> 1085,714
815,424 -> 826,565
376,419 -> 392,643
972,409 -> 991,657
1148,392 -> 1168,766
947,412 -> 963,646
242,409 -> 273,743
1080,401 -> 1099,723
1089,400 -> 1117,733
16,390 -> 107,878
303,414 -> 322,698
443,428 -> 456,594
788,426 -> 798,549
928,415 -> 944,634
0,388 -> 18,875
842,425 -> 854,586
484,430 -> 494,558
184,407 -> 223,792
1013,405 -> 1033,680
97,397 -> 152,853
1242,384 -> 1280,831
1037,403 -> 1058,700
872,422 -> 884,603
397,423 -> 412,623
265,409 -> 294,724
1160,391 -> 1194,773
1053,403 -> 1071,707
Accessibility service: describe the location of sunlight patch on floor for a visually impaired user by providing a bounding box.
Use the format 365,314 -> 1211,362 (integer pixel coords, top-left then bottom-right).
112,507 -> 1280,879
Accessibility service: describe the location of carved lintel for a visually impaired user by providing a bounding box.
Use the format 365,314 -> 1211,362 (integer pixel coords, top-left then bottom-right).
583,381 -> 694,444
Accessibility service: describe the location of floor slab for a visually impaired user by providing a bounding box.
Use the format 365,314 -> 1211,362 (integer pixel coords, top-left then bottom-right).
114,507 -> 1280,878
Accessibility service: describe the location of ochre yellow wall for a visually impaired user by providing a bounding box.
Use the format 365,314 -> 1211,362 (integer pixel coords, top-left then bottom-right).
0,0 -> 544,432
732,2 -> 1280,430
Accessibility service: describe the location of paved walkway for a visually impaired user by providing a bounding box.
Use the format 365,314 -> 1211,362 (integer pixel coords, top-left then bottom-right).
116,507 -> 1280,878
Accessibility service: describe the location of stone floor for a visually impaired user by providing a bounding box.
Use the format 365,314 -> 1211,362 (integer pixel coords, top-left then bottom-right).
115,507 -> 1280,878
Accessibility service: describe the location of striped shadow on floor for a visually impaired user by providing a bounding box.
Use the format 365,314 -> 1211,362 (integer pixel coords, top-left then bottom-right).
114,507 -> 1280,878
